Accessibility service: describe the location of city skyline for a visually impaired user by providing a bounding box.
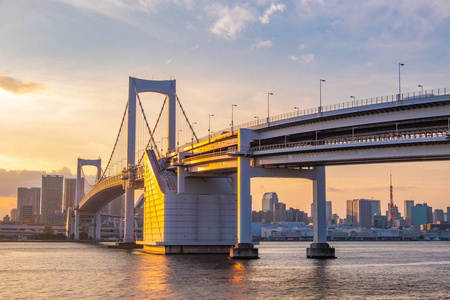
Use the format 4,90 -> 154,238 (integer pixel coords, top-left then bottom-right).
1,1 -> 450,218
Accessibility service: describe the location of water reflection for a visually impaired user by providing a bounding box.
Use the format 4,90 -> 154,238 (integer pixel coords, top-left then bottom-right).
134,254 -> 251,299
135,252 -> 171,297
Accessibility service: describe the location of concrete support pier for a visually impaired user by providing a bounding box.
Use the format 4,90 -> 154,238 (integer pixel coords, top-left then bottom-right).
230,129 -> 258,259
307,166 -> 336,259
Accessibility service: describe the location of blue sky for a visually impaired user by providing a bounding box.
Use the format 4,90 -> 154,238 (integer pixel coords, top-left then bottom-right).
0,0 -> 449,218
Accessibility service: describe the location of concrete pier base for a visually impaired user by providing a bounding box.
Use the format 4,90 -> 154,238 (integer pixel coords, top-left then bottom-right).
306,243 -> 336,259
142,245 -> 232,254
229,243 -> 259,259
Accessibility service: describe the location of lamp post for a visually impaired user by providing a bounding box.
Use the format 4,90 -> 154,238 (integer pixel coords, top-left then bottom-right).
418,84 -> 423,96
267,92 -> 273,125
231,104 -> 237,135
177,129 -> 182,148
350,95 -> 356,107
161,137 -> 168,154
294,106 -> 299,116
319,79 -> 325,115
398,63 -> 404,101
208,114 -> 214,143
191,122 -> 197,153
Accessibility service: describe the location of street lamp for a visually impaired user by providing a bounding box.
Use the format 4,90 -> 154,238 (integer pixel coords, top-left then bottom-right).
231,104 -> 237,135
208,114 -> 214,143
350,96 -> 356,107
267,92 -> 273,125
161,137 -> 168,154
294,106 -> 299,116
418,84 -> 423,96
398,63 -> 404,101
319,79 -> 325,115
177,129 -> 182,148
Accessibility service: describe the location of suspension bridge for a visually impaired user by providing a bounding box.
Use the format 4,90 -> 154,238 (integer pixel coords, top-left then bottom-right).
67,77 -> 450,258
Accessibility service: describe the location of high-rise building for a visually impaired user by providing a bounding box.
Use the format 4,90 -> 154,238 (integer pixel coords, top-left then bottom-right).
412,203 -> 432,228
371,200 -> 381,226
286,207 -> 308,223
374,215 -> 387,229
262,192 -> 279,212
326,201 -> 332,225
63,178 -> 77,212
433,209 -> 445,223
17,187 -> 41,224
41,175 -> 64,224
10,208 -> 19,222
273,202 -> 286,222
20,205 -> 33,224
346,199 -> 375,228
447,207 -> 450,221
404,200 -> 414,226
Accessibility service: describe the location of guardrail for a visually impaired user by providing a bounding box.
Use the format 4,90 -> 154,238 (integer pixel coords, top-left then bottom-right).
251,128 -> 449,153
191,87 -> 450,145
182,150 -> 231,164
80,164 -> 145,206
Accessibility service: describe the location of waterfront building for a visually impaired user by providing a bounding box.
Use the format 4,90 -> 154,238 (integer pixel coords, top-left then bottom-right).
286,207 -> 308,223
273,202 -> 287,222
20,205 -> 33,224
412,203 -> 432,228
370,200 -> 381,226
252,210 -> 273,223
63,178 -> 77,212
326,201 -> 332,225
262,192 -> 278,212
17,187 -> 41,223
433,209 -> 445,223
41,175 -> 64,225
404,200 -> 414,226
374,214 -> 387,229
346,199 -> 376,228
10,208 -> 19,222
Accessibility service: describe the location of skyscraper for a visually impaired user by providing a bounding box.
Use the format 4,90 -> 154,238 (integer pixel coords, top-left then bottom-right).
326,201 -> 332,225
41,175 -> 64,224
346,199 -> 379,228
17,187 -> 41,223
63,178 -> 77,212
273,202 -> 286,222
412,203 -> 432,228
433,209 -> 445,223
404,200 -> 414,226
262,192 -> 279,212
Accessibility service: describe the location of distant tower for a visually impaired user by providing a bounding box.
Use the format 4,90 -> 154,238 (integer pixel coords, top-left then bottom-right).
388,173 -> 396,228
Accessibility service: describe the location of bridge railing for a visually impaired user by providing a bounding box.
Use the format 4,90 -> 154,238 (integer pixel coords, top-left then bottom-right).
251,128 -> 449,153
189,87 -> 450,146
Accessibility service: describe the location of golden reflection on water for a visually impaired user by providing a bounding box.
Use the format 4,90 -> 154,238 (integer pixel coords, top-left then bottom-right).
229,261 -> 246,283
134,252 -> 171,296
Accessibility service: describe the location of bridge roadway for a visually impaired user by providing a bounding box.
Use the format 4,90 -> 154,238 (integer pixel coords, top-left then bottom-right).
79,92 -> 450,212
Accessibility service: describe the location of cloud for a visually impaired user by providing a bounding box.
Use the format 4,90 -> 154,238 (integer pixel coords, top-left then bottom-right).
0,167 -> 74,197
205,3 -> 256,40
288,54 -> 314,63
301,53 -> 314,63
166,58 -> 173,64
191,44 -> 199,50
0,75 -> 45,94
253,40 -> 273,49
298,43 -> 306,50
260,2 -> 286,24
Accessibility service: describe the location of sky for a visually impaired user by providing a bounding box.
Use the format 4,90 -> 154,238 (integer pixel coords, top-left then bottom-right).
1,0 -> 450,219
